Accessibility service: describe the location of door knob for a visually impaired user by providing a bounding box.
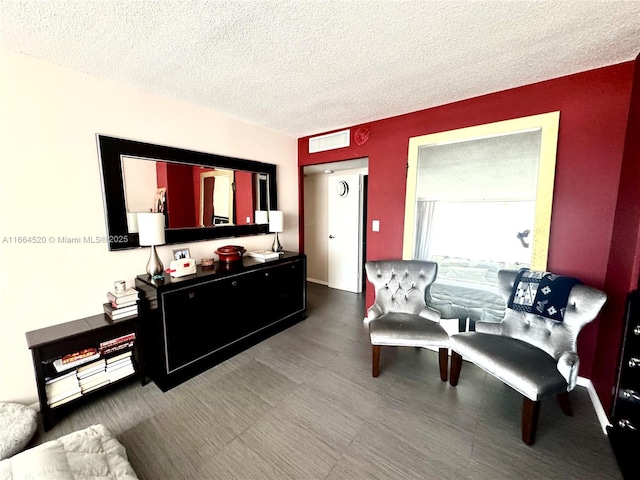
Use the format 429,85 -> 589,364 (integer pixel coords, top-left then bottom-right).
329,235 -> 335,239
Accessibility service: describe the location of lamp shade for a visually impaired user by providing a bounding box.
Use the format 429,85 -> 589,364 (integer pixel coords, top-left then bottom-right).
137,213 -> 165,246
269,210 -> 283,233
126,212 -> 139,233
255,210 -> 269,225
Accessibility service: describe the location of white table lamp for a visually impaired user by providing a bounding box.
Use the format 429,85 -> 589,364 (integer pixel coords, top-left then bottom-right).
137,212 -> 166,279
255,210 -> 269,225
268,210 -> 284,253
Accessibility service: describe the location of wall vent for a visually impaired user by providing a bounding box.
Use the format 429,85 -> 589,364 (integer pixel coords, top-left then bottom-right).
309,129 -> 350,153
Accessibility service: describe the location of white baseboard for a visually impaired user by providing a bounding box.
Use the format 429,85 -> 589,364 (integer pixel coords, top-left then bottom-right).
307,278 -> 328,286
577,376 -> 611,434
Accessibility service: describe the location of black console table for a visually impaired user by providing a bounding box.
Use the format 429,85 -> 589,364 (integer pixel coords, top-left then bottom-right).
608,290 -> 640,479
135,251 -> 306,391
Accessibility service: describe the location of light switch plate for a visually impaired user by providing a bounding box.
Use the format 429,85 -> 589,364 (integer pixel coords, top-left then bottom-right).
372,220 -> 380,232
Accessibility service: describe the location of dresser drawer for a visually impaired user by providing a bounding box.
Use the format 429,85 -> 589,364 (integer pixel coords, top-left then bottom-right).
616,389 -> 640,426
619,352 -> 640,386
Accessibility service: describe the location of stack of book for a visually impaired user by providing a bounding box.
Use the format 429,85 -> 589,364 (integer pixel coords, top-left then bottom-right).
99,333 -> 136,356
45,370 -> 81,408
104,288 -> 139,321
106,351 -> 135,383
247,249 -> 281,261
76,359 -> 108,394
52,347 -> 100,373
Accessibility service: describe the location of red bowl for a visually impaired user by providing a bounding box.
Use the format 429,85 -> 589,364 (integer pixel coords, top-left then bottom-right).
215,245 -> 246,263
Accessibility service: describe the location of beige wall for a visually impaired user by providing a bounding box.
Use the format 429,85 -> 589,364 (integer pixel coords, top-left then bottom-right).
0,49 -> 298,404
303,173 -> 329,283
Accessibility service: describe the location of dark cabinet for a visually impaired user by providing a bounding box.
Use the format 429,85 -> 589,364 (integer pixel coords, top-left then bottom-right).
136,252 -> 306,391
25,313 -> 141,431
608,290 -> 640,479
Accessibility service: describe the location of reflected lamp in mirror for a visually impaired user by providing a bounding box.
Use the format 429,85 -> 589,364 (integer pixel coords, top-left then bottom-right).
137,213 -> 166,279
269,210 -> 284,253
255,210 -> 269,225
126,212 -> 139,233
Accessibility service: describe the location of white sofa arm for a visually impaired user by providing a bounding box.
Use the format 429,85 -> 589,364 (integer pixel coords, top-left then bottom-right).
557,351 -> 580,391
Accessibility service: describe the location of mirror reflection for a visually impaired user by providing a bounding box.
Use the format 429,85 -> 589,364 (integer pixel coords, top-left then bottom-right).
121,156 -> 265,232
97,135 -> 277,251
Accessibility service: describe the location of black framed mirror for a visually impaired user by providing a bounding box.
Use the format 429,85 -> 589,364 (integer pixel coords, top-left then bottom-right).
97,135 -> 277,251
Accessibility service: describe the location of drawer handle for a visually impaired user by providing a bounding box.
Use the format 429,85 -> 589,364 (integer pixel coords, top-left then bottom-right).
628,357 -> 640,368
618,419 -> 638,431
231,280 -> 238,287
265,272 -> 270,277
634,325 -> 640,336
622,389 -> 640,403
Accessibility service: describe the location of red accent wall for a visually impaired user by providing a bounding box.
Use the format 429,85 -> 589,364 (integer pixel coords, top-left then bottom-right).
165,163 -> 196,228
235,171 -> 254,224
156,162 -> 168,189
298,62 -> 635,410
595,54 -> 640,413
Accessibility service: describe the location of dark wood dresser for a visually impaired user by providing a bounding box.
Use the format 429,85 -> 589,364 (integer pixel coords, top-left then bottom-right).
135,251 -> 306,391
608,289 -> 640,479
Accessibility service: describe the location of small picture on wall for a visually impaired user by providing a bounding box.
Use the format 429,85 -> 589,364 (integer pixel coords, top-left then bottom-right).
172,248 -> 191,260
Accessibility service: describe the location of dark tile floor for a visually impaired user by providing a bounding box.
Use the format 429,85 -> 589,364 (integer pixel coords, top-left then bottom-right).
32,282 -> 623,479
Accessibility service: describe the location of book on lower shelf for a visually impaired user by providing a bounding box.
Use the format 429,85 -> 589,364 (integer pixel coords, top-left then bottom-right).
247,249 -> 281,260
106,357 -> 132,371
79,371 -> 109,393
81,380 -> 110,394
108,364 -> 135,383
49,390 -> 83,408
106,351 -> 132,364
76,359 -> 106,379
99,333 -> 135,355
45,375 -> 80,400
52,349 -> 101,373
47,381 -> 81,406
100,341 -> 134,355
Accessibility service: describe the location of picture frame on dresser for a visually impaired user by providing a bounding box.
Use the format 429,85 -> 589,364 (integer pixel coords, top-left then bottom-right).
172,248 -> 190,260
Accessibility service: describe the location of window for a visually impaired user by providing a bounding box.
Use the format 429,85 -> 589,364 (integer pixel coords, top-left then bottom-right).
403,112 -> 560,322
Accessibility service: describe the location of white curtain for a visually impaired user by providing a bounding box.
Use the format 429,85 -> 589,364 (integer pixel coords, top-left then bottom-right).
414,200 -> 436,260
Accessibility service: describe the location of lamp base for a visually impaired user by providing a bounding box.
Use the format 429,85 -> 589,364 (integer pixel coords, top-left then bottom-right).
272,232 -> 283,253
147,245 -> 165,279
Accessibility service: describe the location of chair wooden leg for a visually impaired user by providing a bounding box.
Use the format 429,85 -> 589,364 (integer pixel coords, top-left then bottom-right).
557,392 -> 572,416
522,397 -> 541,445
372,345 -> 380,377
438,348 -> 448,382
449,351 -> 462,386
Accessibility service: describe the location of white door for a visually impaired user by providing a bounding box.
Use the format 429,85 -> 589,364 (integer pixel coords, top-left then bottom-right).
328,174 -> 362,293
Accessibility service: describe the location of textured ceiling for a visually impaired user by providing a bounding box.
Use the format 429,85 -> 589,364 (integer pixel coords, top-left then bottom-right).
1,1 -> 639,138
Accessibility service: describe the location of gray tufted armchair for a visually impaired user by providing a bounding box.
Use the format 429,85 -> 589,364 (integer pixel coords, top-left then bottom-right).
449,269 -> 607,445
365,260 -> 449,381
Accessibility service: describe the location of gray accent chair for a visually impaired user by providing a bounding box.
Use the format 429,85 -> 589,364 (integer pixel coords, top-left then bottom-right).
449,269 -> 607,445
365,260 -> 449,381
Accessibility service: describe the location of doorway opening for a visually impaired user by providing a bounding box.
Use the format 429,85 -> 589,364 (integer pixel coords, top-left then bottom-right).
302,158 -> 369,293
